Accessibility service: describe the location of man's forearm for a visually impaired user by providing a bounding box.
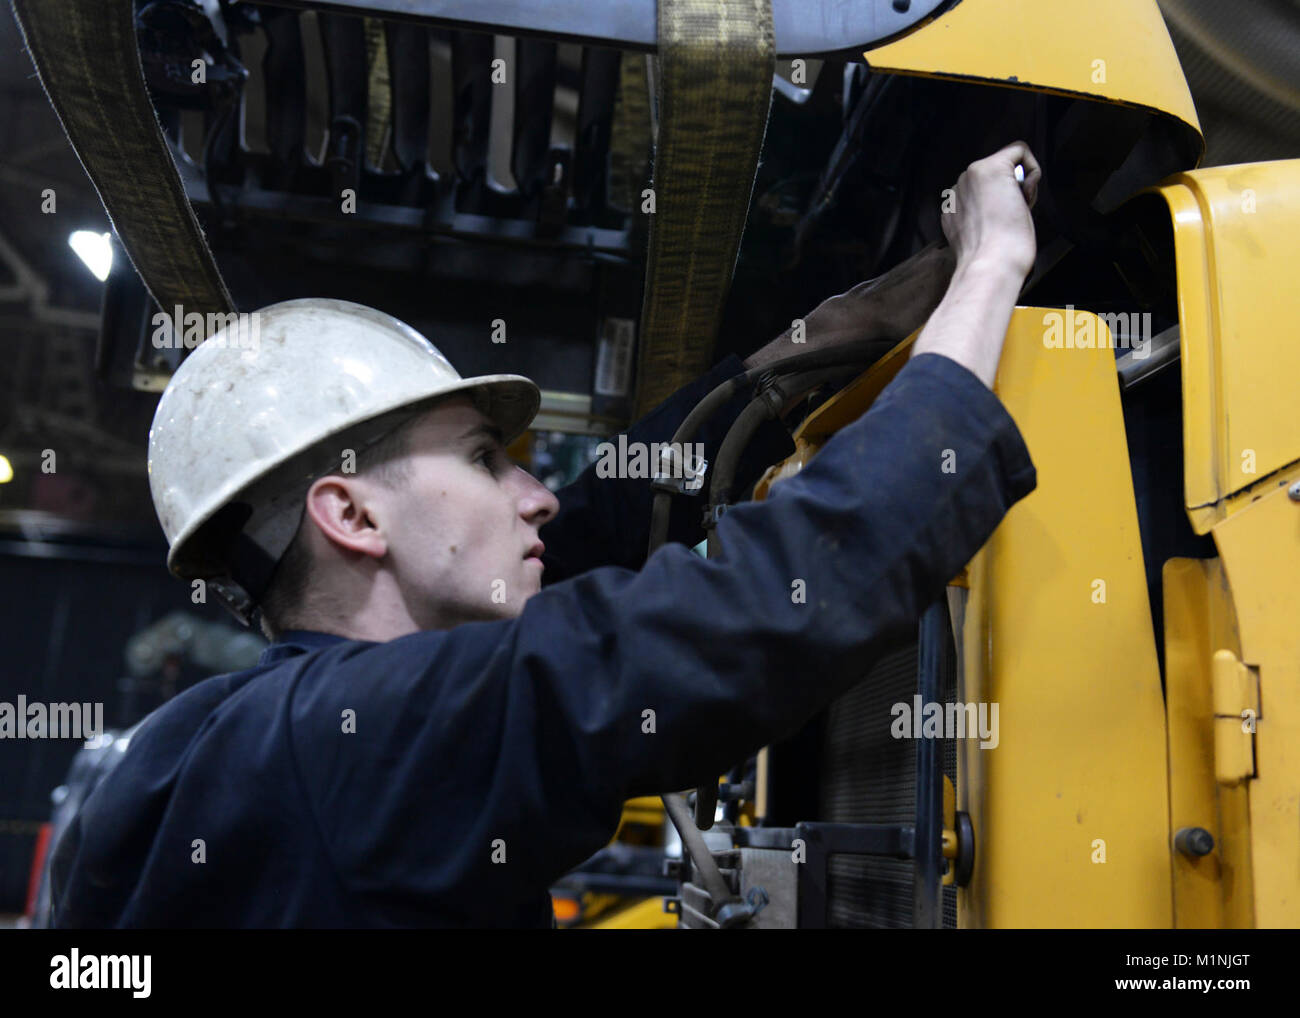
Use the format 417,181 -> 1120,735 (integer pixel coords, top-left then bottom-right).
908,257 -> 1024,389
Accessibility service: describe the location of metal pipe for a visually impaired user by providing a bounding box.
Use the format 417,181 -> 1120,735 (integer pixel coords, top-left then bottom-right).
661,791 -> 735,910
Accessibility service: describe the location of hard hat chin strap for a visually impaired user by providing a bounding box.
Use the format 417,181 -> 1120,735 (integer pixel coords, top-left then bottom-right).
211,493 -> 309,629
227,518 -> 295,608
207,576 -> 259,629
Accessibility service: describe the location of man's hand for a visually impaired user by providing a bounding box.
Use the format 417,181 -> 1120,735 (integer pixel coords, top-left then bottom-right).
938,140 -> 1040,280
910,141 -> 1042,388
742,141 -> 1040,391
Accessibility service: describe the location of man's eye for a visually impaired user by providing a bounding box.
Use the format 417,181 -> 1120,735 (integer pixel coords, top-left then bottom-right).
475,448 -> 497,472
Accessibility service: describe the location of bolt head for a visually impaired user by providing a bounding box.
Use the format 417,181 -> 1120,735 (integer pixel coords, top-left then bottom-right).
1175,825 -> 1215,857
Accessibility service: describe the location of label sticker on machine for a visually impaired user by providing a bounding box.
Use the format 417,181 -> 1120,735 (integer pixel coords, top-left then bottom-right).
595,318 -> 635,398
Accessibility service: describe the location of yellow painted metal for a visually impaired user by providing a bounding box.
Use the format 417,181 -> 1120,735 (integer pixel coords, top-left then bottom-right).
561,891 -> 620,926
955,308 -> 1171,927
619,797 -> 666,827
1210,476 -> 1300,926
941,775 -> 957,886
753,337 -> 913,499
1210,650 -> 1257,787
561,795 -> 672,928
611,795 -> 666,841
1145,160 -> 1300,533
758,309 -> 1171,927
1162,557 -> 1253,928
584,895 -> 677,929
862,0 -> 1201,157
1210,650 -> 1258,722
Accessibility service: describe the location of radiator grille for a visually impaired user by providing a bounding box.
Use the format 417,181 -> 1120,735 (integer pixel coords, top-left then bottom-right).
819,637 -> 958,928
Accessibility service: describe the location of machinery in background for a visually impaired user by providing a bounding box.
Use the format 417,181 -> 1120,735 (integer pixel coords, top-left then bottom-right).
646,3 -> 1300,928
551,797 -> 677,929
22,610 -> 264,927
12,0 -> 1299,927
23,727 -> 139,929
118,610 -> 267,721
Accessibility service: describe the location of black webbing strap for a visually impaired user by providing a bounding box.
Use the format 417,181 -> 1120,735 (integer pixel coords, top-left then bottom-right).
631,0 -> 775,417
12,0 -> 236,317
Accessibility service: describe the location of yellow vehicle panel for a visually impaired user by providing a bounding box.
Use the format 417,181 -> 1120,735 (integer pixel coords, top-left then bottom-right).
1162,557 -> 1254,928
864,0 -> 1201,158
761,309 -> 1172,927
1146,160 -> 1300,532
1210,477 -> 1300,926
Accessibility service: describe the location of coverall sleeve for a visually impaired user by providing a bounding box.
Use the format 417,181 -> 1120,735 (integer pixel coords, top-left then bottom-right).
537,353 -> 795,580
287,352 -> 1037,923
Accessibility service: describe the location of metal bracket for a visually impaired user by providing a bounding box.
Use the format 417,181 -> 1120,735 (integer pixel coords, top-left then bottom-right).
651,447 -> 707,496
701,503 -> 729,530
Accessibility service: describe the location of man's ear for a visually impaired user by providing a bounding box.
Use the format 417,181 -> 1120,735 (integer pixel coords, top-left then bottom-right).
302,475 -> 390,560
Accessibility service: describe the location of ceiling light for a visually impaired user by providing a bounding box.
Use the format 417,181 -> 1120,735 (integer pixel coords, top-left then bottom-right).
68,230 -> 112,282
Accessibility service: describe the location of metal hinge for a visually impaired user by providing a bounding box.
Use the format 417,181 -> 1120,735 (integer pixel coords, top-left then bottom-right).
1211,649 -> 1259,786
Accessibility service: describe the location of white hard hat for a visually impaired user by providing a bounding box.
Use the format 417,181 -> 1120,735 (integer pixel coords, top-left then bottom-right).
147,297 -> 540,624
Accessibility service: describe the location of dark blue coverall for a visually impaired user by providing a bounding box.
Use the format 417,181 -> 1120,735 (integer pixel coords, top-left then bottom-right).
49,351 -> 1036,928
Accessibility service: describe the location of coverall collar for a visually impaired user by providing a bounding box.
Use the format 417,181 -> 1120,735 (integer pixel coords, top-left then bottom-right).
258,629 -> 348,666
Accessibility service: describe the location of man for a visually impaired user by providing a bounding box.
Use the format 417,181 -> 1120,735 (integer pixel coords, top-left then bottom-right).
50,142 -> 1041,928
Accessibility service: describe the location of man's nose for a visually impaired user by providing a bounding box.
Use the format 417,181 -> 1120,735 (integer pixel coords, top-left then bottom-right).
516,469 -> 559,525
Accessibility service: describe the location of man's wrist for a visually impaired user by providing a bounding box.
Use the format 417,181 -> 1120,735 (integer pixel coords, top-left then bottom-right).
910,254 -> 1025,388
951,253 -> 1029,295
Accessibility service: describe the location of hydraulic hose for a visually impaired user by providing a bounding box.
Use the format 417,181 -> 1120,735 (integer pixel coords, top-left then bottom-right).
705,363 -> 863,558
647,337 -> 892,557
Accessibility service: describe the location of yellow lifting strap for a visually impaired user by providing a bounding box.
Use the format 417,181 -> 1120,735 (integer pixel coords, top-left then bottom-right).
364,18 -> 393,169
631,0 -> 776,417
608,53 -> 654,219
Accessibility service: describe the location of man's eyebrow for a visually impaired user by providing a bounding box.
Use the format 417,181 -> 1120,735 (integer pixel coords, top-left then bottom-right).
457,421 -> 504,446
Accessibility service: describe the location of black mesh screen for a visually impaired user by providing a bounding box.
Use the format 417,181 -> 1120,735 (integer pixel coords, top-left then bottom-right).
819,632 -> 959,928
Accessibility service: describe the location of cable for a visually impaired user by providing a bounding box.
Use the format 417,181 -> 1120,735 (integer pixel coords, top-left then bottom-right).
647,337 -> 891,557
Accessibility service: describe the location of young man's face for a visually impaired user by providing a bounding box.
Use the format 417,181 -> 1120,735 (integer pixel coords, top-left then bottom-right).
378,394 -> 560,629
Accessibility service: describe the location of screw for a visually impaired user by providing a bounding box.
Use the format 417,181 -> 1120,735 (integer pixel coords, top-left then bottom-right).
1288,480 -> 1300,501
1174,826 -> 1215,857
893,0 -> 912,11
